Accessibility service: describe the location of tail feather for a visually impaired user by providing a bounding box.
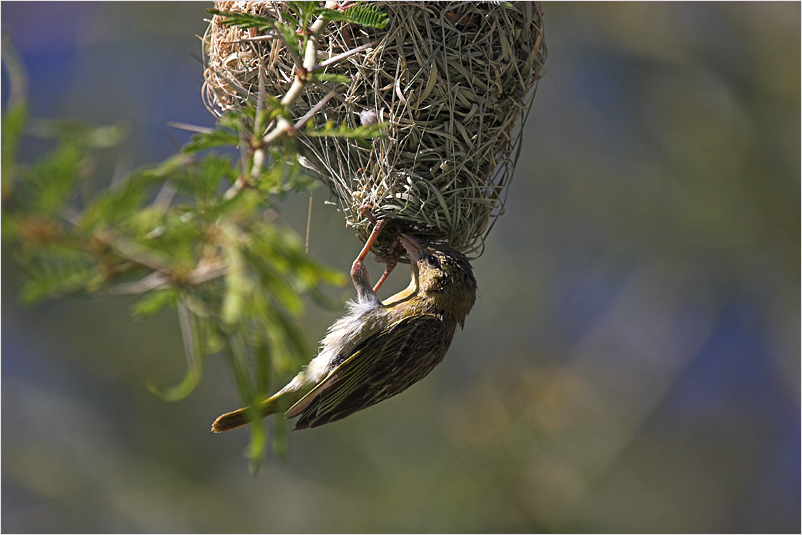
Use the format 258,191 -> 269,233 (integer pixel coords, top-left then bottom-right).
211,392 -> 294,433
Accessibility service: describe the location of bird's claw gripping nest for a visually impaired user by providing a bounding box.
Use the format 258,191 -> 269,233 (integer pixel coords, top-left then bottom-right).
357,205 -> 403,294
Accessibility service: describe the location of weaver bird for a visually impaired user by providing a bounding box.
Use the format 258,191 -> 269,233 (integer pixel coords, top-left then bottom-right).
211,225 -> 477,431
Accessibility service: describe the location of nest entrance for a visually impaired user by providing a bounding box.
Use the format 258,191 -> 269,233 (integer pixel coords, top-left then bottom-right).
204,1 -> 546,259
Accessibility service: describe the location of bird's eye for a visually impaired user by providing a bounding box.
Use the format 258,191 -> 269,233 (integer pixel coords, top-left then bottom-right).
427,254 -> 440,267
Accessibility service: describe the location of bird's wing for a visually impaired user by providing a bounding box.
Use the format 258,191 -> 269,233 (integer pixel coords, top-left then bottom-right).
284,313 -> 442,427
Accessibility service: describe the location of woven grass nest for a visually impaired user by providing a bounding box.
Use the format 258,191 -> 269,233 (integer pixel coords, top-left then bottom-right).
203,1 -> 546,258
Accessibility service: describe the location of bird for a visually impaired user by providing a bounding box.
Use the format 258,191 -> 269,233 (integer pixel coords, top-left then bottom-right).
211,224 -> 477,432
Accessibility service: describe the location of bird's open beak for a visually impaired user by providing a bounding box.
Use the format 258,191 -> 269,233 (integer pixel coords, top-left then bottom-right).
399,234 -> 424,262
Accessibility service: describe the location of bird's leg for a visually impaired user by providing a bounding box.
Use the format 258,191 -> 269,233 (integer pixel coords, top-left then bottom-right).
355,205 -> 402,294
350,206 -> 386,303
372,236 -> 403,293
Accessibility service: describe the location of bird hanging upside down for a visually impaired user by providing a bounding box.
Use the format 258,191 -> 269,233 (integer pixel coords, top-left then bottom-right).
211,217 -> 477,432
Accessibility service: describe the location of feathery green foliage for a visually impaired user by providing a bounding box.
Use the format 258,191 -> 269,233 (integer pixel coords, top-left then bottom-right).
2,1 -> 387,471
313,3 -> 388,29
205,10 -> 274,32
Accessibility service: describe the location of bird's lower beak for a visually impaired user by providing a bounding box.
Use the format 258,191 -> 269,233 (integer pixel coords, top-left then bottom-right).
399,234 -> 424,262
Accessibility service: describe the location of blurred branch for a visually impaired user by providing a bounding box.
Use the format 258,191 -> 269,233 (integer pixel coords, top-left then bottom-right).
1,37 -> 28,107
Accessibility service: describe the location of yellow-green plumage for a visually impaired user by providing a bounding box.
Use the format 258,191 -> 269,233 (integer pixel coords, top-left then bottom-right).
211,234 -> 476,432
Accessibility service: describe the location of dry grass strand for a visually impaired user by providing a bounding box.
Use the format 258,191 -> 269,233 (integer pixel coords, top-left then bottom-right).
203,1 -> 546,258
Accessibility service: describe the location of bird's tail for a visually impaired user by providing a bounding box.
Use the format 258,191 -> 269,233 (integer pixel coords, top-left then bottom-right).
211,390 -> 299,433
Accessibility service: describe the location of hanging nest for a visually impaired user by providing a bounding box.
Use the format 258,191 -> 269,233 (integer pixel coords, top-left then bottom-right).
203,1 -> 546,258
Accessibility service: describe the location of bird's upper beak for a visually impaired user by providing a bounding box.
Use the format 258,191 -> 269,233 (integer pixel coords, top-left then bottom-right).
399,233 -> 424,262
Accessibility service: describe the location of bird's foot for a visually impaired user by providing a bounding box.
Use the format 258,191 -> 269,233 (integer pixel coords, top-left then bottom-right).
372,235 -> 403,293
355,205 -> 402,294
352,206 -> 386,274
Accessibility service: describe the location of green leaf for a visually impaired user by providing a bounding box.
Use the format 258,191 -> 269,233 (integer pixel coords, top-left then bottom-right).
246,420 -> 268,475
131,289 -> 178,318
272,20 -> 302,60
149,300 -> 203,401
18,246 -> 98,305
222,331 -> 271,471
305,121 -> 386,148
196,154 -> 237,197
169,154 -> 235,203
207,9 -> 273,31
28,119 -> 127,149
314,4 -> 389,29
1,100 -> 27,191
128,209 -> 201,269
217,109 -> 247,132
148,366 -> 201,402
182,128 -> 240,153
285,1 -> 311,26
221,244 -> 246,327
79,179 -> 147,232
131,153 -> 190,182
198,313 -> 225,356
21,143 -> 84,216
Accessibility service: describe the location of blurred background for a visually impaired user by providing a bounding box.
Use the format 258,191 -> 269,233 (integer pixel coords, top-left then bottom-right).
2,2 -> 799,532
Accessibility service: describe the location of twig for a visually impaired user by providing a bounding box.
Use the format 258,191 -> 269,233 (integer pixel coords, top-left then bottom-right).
106,271 -> 172,295
168,122 -> 215,135
63,206 -> 230,294
277,4 -> 333,108
224,1 -> 339,199
187,260 -> 230,285
310,40 -> 379,72
152,181 -> 178,211
105,258 -> 230,296
63,208 -> 169,273
250,64 -> 269,179
305,190 -> 313,253
224,32 -> 278,45
294,88 -> 340,129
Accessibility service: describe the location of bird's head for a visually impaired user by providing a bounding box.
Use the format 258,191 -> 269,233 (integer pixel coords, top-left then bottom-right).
399,234 -> 477,326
